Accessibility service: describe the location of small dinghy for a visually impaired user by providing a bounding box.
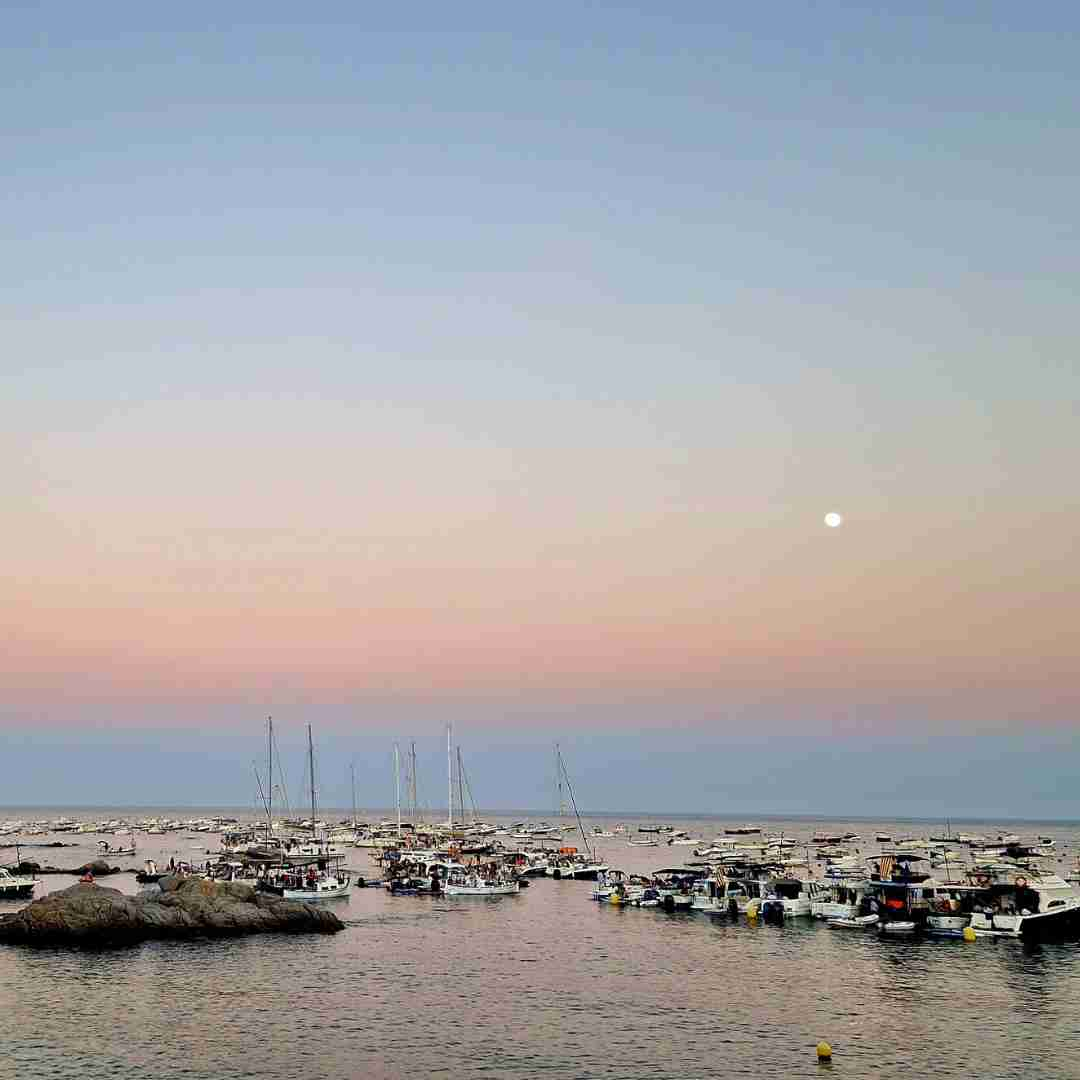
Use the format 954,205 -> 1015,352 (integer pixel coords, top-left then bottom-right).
880,920 -> 918,934
828,913 -> 879,929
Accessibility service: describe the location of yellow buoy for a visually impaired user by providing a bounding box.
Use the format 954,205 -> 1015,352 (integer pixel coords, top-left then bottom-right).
963,926 -> 977,942
817,1041 -> 833,1061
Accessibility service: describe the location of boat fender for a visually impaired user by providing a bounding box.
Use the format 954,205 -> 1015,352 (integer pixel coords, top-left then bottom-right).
355,877 -> 365,889
663,894 -> 675,912
552,869 -> 562,880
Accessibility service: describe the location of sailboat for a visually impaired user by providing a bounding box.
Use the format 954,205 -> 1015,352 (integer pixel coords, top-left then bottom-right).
258,725 -> 352,900
439,726 -> 519,896
545,746 -> 609,880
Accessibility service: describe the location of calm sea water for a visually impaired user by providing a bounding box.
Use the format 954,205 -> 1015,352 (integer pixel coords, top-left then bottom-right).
3,810 -> 1080,1080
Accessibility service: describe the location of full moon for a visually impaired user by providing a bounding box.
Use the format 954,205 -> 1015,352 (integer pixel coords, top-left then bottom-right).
824,512 -> 843,528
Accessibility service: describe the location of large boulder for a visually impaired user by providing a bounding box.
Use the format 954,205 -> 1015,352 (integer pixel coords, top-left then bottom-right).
0,876 -> 344,946
75,859 -> 119,877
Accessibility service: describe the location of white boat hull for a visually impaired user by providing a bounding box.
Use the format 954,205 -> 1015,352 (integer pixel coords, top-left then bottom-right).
259,874 -> 352,901
828,914 -> 879,929
445,882 -> 519,895
880,920 -> 918,934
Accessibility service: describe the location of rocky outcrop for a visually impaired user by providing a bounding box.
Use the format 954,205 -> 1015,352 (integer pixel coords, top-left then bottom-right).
12,858 -> 124,877
0,876 -> 344,946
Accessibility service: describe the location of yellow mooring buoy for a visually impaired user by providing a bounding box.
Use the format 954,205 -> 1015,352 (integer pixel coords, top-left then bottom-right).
963,926 -> 977,942
817,1041 -> 833,1062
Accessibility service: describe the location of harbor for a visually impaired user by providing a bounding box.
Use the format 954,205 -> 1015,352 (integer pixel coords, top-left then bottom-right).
4,806 -> 1080,1078
5,808 -> 1079,941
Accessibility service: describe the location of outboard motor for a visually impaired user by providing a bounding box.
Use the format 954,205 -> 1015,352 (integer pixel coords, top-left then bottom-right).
762,898 -> 785,925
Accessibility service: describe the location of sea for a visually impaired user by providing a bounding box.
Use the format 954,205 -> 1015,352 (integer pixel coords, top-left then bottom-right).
3,808 -> 1080,1080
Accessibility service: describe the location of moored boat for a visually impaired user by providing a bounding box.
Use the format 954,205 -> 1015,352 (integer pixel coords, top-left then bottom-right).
828,913 -> 879,929
0,866 -> 37,899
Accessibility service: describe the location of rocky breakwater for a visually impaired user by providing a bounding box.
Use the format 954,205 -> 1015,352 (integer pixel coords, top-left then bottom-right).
0,875 -> 344,946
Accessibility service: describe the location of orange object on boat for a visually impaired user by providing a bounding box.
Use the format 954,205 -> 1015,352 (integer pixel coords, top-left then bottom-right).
558,847 -> 578,855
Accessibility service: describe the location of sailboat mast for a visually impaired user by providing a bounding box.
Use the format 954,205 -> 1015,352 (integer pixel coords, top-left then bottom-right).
411,741 -> 418,825
395,743 -> 402,838
308,723 -> 316,839
456,747 -> 466,827
267,716 -> 273,825
351,761 -> 357,830
447,723 -> 453,829
555,741 -> 565,816
557,746 -> 591,858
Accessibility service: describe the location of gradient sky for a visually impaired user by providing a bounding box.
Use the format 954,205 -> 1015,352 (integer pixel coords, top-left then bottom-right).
2,3 -> 1077,813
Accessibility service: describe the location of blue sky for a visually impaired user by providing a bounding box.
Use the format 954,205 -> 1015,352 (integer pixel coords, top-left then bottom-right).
3,2 -> 1077,812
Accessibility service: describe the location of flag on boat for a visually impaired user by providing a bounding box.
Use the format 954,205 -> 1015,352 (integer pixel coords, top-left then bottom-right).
878,855 -> 895,880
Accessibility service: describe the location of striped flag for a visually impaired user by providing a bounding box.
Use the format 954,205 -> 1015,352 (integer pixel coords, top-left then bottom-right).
878,855 -> 895,880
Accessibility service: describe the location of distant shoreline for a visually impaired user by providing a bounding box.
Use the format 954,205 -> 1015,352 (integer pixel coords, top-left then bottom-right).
1,805 -> 1077,826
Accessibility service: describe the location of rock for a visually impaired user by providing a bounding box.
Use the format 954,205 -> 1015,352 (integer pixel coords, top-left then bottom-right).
12,858 -> 124,876
0,876 -> 344,946
76,859 -> 119,877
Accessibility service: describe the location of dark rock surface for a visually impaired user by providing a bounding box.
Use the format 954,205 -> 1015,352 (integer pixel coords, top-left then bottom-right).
0,876 -> 344,946
12,858 -> 124,877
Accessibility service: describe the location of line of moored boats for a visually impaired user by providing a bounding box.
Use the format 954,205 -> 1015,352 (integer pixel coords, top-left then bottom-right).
3,817 -> 1079,938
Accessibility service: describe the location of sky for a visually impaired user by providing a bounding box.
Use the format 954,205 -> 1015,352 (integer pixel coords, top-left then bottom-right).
2,3 -> 1077,814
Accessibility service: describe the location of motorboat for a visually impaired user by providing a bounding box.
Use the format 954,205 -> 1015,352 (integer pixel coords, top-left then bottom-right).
97,837 -> 136,857
963,872 -> 1080,938
810,879 -> 873,921
444,868 -> 519,895
257,856 -> 352,900
546,853 -> 609,881
0,866 -> 36,899
592,869 -> 647,904
760,878 -> 812,919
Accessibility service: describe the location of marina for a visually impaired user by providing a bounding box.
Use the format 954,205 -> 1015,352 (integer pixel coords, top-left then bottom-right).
4,807 -> 1080,1078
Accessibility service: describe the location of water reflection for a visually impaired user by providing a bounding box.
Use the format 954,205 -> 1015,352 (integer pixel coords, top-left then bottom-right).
2,814 -> 1079,1078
